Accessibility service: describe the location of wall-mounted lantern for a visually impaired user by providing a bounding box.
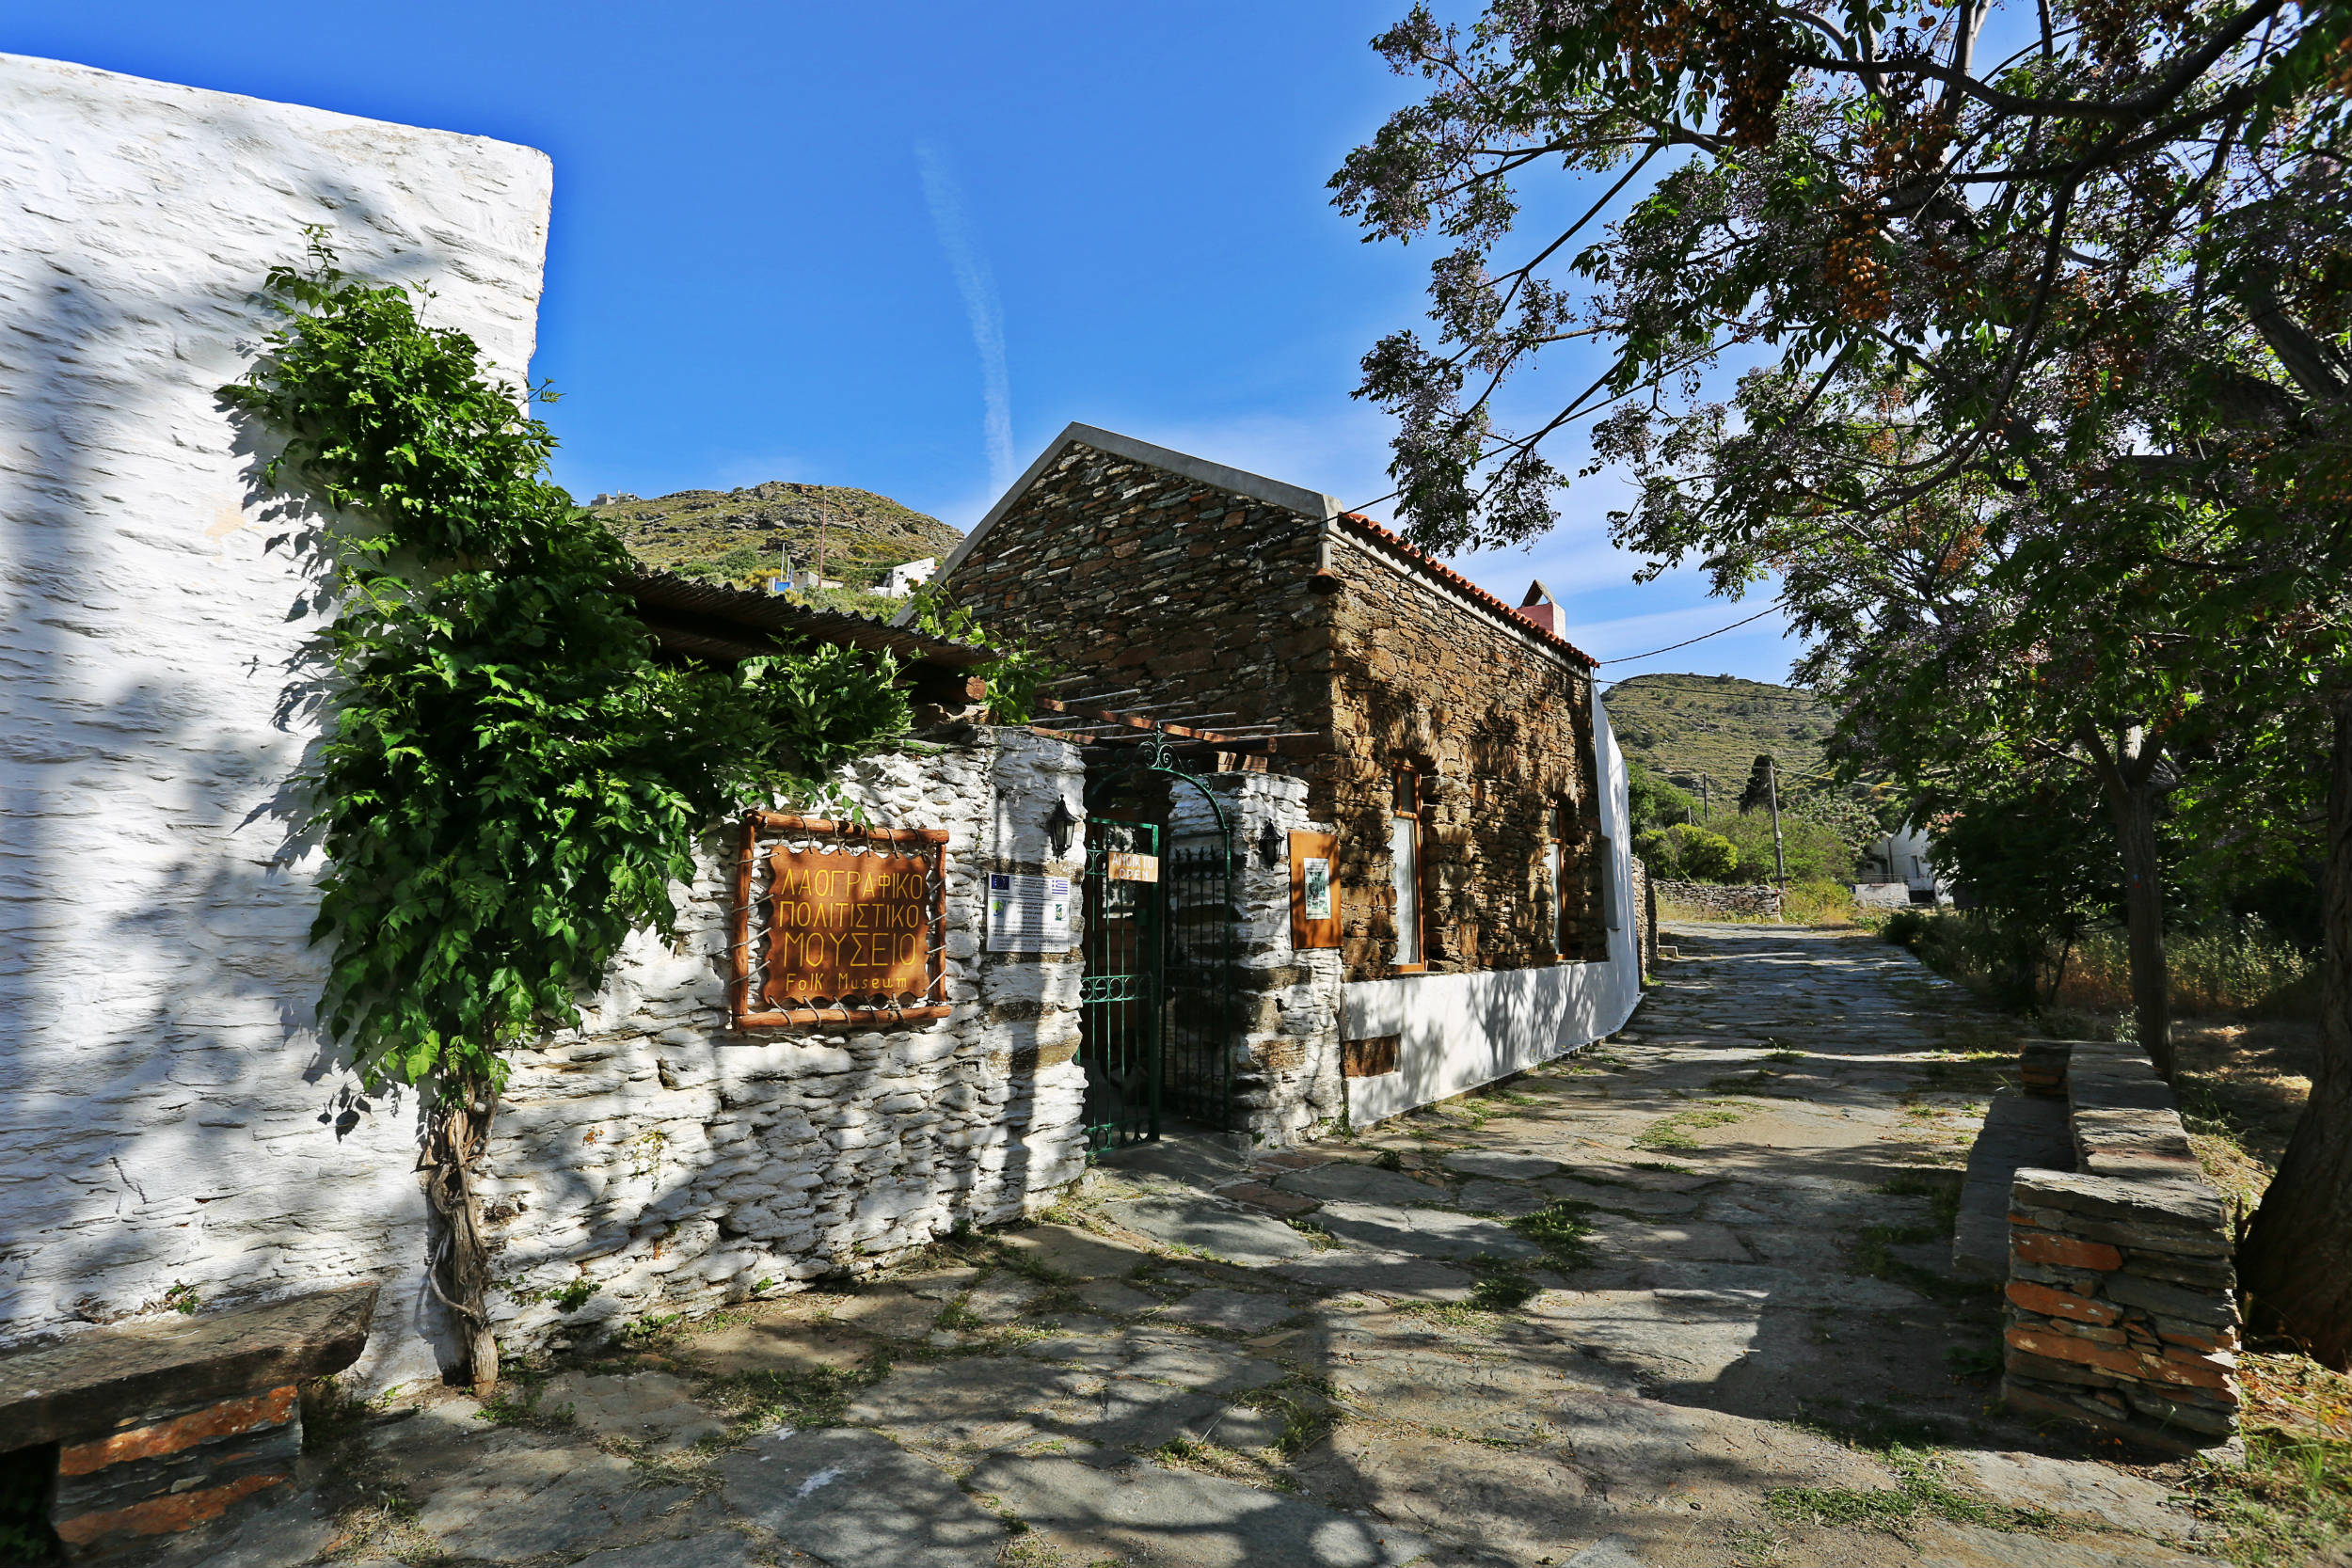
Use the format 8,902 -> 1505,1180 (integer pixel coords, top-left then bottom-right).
1258,819 -> 1283,868
1046,798 -> 1079,859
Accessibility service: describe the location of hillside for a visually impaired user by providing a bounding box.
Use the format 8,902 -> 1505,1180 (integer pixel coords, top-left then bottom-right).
588,481 -> 961,591
1602,673 -> 1835,801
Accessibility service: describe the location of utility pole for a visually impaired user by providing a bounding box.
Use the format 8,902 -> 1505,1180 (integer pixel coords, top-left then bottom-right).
815,490 -> 830,592
1766,756 -> 1788,914
1699,773 -> 1710,817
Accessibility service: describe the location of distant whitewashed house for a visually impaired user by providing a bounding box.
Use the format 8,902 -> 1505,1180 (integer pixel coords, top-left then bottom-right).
881,557 -> 937,598
1857,820 -> 1947,905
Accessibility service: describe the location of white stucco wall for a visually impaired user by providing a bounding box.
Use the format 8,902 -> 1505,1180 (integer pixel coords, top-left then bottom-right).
0,55 -> 557,1385
1343,695 -> 1644,1124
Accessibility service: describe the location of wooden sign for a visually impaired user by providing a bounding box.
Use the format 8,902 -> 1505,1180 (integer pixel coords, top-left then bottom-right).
765,847 -> 931,1006
1106,851 -> 1159,883
1289,830 -> 1341,949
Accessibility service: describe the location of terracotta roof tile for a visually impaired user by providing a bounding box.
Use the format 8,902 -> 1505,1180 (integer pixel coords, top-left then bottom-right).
1336,515 -> 1598,669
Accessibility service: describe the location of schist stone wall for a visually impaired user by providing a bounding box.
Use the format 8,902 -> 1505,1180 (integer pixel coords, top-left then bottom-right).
938,436 -> 1329,736
2001,1040 -> 2240,1451
932,426 -> 1611,987
0,55 -> 553,1390
479,732 -> 1089,1356
1167,771 -> 1345,1148
1652,881 -> 1787,920
1320,520 -> 1606,974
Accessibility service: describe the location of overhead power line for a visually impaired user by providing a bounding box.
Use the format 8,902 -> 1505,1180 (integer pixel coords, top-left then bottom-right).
1593,601 -> 1787,665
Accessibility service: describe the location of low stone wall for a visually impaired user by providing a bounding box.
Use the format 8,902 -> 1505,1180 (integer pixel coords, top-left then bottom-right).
2000,1039 -> 2239,1452
1653,880 -> 1783,919
445,730 -> 1093,1370
1632,856 -> 1657,977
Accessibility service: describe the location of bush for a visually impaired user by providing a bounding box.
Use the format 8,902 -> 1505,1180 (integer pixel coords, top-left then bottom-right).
1667,824 -> 1743,882
2054,923 -> 2315,1016
1705,809 -> 1856,884
1785,878 -> 1857,926
1883,909 -> 1931,948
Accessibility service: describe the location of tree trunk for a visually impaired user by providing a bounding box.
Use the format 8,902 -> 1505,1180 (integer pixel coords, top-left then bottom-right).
2238,698 -> 2352,1370
2109,782 -> 2172,1079
421,1079 -> 501,1390
2083,725 -> 2173,1079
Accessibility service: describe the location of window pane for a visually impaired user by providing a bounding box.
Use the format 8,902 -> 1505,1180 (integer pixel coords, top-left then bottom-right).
1390,814 -> 1420,965
1392,769 -> 1417,816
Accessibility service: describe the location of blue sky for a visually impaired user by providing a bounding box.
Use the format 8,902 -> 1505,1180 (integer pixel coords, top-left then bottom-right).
12,1 -> 1800,685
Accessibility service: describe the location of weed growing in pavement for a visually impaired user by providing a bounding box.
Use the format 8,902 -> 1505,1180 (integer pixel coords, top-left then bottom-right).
707,1354 -> 890,1431
1465,1254 -> 1541,1311
1763,1049 -> 1806,1064
1943,1342 -> 2003,1382
933,1299 -> 986,1333
616,1311 -> 690,1352
475,1378 -> 575,1431
1873,1173 -> 1963,1236
298,1374 -> 385,1448
1723,1522 -> 1794,1566
1510,1201 -> 1597,1270
1226,1375 -> 1342,1459
1633,1104 -> 1745,1150
1374,1149 -> 1406,1171
1767,1442 -> 2053,1536
1631,1159 -> 1698,1175
1284,1217 -> 1343,1251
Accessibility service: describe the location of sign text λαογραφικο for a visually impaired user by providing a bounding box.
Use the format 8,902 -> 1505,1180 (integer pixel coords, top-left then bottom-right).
766,847 -> 931,1004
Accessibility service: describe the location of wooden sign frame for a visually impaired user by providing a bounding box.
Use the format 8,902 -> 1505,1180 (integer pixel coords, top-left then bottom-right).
1289,830 -> 1341,950
731,811 -> 950,1029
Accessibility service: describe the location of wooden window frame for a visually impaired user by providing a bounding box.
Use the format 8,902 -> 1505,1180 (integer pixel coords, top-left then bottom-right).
1390,765 -> 1426,974
731,810 -> 951,1029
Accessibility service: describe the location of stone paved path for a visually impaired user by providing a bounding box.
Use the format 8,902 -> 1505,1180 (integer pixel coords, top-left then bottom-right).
170,925 -> 2226,1568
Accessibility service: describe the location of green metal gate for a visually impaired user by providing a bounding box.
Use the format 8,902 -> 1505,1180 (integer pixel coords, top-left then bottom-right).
1076,741 -> 1237,1152
1079,816 -> 1163,1150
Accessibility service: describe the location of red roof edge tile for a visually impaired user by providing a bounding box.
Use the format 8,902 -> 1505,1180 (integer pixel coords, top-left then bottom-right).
1336,514 -> 1598,669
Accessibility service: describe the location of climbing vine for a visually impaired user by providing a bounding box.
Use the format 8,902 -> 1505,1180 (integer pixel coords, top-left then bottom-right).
223,234 -> 908,1381
902,580 -> 1054,722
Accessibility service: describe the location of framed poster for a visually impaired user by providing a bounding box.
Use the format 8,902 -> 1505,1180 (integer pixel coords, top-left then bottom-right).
1289,830 -> 1341,949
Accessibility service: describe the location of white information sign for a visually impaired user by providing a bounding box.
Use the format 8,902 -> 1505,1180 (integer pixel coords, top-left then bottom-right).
1301,857 -> 1333,920
986,872 -> 1073,953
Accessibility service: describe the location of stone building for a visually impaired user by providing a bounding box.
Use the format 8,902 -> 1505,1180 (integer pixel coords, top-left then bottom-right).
920,424 -> 1646,1132
0,55 -> 1089,1407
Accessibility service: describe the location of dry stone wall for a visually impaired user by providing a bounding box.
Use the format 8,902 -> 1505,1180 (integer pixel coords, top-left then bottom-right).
1319,531 -> 1605,976
2001,1040 -> 2239,1451
941,439 -> 1328,733
1652,881 -> 1785,919
478,732 -> 1089,1356
1168,771 -> 1345,1148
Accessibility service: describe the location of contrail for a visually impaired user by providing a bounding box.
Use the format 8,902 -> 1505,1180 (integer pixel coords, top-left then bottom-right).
915,144 -> 1014,498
